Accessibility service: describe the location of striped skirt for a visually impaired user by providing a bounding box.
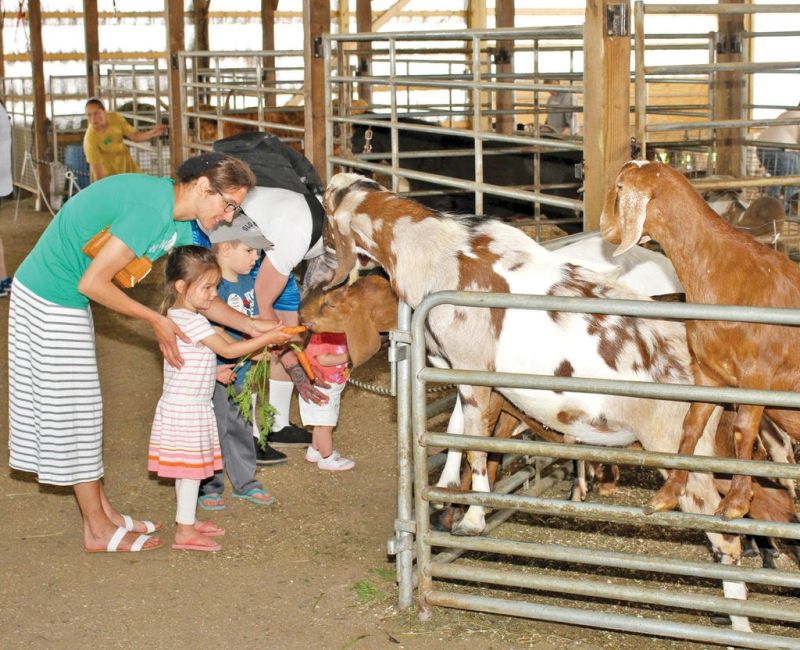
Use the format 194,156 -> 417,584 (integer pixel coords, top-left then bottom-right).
8,280 -> 104,485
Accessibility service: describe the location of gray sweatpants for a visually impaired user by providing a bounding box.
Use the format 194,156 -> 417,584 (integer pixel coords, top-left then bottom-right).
200,383 -> 262,496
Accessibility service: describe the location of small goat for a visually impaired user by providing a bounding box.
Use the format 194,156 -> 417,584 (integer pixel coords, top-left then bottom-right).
601,160 -> 800,521
323,172 -> 777,629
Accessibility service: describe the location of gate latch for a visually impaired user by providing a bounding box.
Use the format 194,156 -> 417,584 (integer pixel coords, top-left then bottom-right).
606,4 -> 629,37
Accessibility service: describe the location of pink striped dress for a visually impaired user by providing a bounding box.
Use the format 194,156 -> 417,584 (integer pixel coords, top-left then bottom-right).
147,309 -> 222,479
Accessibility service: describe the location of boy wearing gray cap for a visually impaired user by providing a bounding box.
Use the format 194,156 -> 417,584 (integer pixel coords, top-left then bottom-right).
198,214 -> 284,511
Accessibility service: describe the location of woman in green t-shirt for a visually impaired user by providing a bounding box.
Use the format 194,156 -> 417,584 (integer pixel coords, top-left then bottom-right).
8,153 -> 268,553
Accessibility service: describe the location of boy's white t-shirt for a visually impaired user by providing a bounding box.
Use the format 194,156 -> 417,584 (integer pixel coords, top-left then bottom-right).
241,186 -> 325,276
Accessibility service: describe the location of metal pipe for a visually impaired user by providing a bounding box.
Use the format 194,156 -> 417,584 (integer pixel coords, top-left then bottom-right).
430,563 -> 800,622
327,156 -> 585,211
424,592 -> 800,649
423,432 -> 800,482
431,462 -> 568,565
427,531 -> 800,589
423,487 -> 800,540
395,301 -> 414,610
643,4 -> 800,16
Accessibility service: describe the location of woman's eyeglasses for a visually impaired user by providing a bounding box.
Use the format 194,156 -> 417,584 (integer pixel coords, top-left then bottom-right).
218,192 -> 243,217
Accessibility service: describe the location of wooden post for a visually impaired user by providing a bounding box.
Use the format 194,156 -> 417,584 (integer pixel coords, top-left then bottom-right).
494,0 -> 514,134
713,0 -> 745,177
262,0 -> 278,108
83,0 -> 99,97
0,9 -> 6,81
165,1 -> 185,169
29,0 -> 50,208
583,0 -> 631,230
303,0 -> 329,177
192,1 -> 210,106
355,0 -> 372,105
466,0 -> 488,131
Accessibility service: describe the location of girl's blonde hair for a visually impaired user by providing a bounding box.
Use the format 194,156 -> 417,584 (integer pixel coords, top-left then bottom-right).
160,245 -> 220,314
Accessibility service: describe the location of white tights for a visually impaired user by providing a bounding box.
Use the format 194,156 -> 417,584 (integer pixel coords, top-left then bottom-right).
175,478 -> 200,526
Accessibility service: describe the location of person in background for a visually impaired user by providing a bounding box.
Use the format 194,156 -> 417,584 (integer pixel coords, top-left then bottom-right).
83,98 -> 166,182
198,215 -> 284,514
148,246 -> 293,552
756,102 -> 800,214
0,99 -> 13,297
544,79 -> 578,137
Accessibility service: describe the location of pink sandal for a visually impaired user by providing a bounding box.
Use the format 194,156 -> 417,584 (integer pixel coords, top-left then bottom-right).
172,534 -> 221,552
194,520 -> 225,537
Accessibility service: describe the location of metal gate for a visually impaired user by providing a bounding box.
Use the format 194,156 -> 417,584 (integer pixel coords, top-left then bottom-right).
390,291 -> 800,648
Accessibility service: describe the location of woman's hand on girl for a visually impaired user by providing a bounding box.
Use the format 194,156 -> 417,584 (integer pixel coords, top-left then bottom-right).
152,315 -> 190,368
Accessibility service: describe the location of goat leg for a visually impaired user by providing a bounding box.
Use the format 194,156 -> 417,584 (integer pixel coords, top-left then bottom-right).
716,405 -> 762,520
646,401 -> 718,514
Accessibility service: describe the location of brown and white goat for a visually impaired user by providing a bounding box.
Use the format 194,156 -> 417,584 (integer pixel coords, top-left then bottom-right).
323,172 -> 774,628
304,260 -> 799,567
601,161 -> 800,521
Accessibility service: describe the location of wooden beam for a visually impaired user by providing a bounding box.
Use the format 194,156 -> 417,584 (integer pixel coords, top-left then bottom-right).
303,0 -> 329,179
583,0 -> 631,230
713,0 -> 746,177
262,0 -> 279,108
193,1 -> 211,106
373,0 -> 412,31
466,0 -> 488,131
495,0 -> 515,134
165,1 -> 185,170
29,0 -> 50,208
0,10 -> 5,80
355,0 -> 372,104
83,0 -> 99,97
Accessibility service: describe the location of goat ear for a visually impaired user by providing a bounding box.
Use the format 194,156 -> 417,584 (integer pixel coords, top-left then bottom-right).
344,319 -> 382,368
323,215 -> 357,290
613,184 -> 651,257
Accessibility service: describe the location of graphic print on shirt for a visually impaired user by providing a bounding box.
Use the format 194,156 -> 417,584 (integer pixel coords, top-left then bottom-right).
226,287 -> 256,317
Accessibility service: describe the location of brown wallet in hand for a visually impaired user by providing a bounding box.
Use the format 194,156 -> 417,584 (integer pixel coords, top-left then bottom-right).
81,227 -> 153,289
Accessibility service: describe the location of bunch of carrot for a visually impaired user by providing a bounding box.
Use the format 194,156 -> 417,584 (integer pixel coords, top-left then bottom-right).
227,324 -> 314,451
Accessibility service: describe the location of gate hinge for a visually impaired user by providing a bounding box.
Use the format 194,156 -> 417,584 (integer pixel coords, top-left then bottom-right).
313,37 -> 323,58
716,33 -> 743,55
606,4 -> 629,37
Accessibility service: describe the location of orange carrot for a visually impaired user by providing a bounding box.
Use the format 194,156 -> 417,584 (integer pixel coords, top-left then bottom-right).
290,343 -> 316,381
296,349 -> 316,381
280,325 -> 307,335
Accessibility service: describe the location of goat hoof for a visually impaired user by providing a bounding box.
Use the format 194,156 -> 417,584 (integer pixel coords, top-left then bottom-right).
645,483 -> 681,514
451,519 -> 484,537
596,484 -> 618,497
429,507 -> 462,532
715,496 -> 751,520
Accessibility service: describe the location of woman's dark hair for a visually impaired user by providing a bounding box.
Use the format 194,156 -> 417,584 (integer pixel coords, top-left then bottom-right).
175,152 -> 256,194
85,97 -> 105,111
160,245 -> 220,314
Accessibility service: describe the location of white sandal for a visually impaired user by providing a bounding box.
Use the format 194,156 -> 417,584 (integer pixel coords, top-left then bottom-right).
85,527 -> 158,553
122,514 -> 159,533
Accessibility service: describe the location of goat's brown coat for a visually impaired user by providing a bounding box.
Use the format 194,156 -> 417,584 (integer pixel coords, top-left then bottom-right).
601,161 -> 800,519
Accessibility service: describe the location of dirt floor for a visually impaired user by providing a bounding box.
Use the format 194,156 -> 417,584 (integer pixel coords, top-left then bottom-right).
1,197 -> 797,650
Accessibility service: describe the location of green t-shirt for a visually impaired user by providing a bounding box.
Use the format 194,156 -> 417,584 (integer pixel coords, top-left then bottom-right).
16,174 -> 193,308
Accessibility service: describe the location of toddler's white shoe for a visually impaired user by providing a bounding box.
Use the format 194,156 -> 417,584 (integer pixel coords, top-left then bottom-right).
305,446 -> 322,463
317,451 -> 355,472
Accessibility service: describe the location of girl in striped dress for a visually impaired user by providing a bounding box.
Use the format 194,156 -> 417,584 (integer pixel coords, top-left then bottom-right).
148,246 -> 293,552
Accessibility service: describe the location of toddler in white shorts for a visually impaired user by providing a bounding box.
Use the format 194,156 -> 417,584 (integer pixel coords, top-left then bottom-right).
300,332 -> 355,471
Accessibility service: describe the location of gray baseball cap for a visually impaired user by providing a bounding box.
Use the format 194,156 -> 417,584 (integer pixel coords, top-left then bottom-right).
207,214 -> 273,251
